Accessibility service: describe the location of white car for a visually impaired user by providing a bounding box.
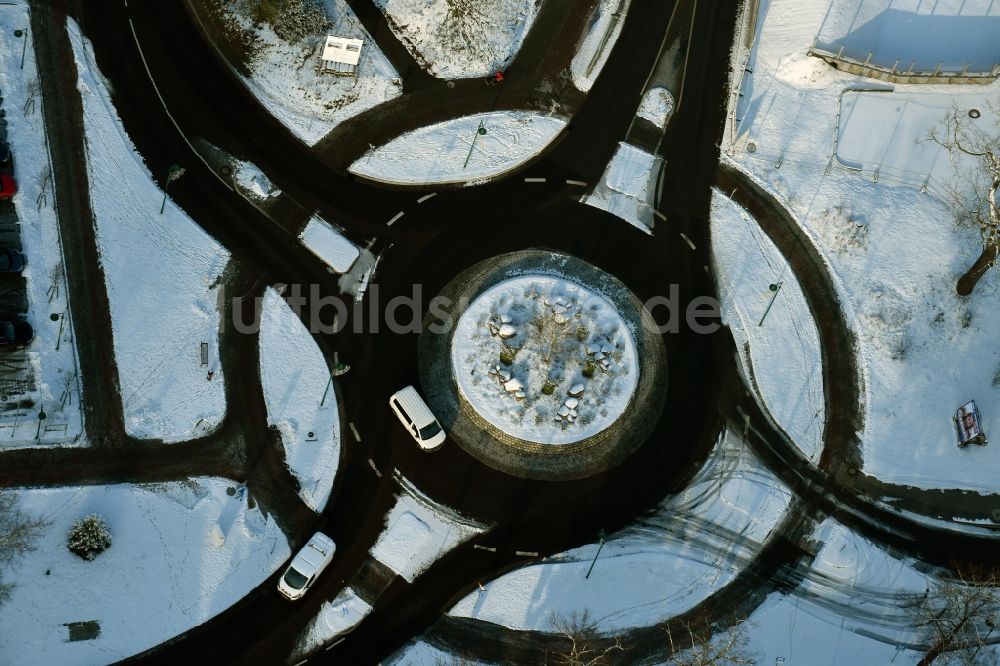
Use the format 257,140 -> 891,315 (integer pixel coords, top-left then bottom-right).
277,532 -> 336,601
389,385 -> 446,451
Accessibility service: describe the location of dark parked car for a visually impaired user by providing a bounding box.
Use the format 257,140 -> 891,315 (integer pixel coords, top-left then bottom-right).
0,174 -> 16,201
0,141 -> 10,167
0,247 -> 25,273
0,319 -> 32,346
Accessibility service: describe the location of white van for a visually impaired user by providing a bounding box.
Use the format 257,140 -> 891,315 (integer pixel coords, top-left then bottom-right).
277,531 -> 336,601
389,385 -> 446,451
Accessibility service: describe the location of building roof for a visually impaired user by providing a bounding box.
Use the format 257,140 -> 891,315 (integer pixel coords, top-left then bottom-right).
322,35 -> 363,66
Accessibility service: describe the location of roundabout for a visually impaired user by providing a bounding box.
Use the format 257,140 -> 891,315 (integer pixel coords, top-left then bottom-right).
419,250 -> 668,481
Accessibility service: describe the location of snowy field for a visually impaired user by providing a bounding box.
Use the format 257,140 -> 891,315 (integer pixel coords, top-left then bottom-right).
370,476 -> 487,583
293,586 -> 372,658
814,0 -> 1000,72
584,142 -> 659,234
350,112 -> 566,185
374,0 -> 538,79
71,23 -> 230,443
711,190 -> 825,462
449,430 -> 793,632
200,0 -> 401,146
452,275 -> 638,445
730,0 -> 1000,493
0,6 -> 83,448
571,0 -> 630,92
299,215 -> 360,274
258,289 -> 341,513
0,480 -> 290,664
637,86 -> 674,129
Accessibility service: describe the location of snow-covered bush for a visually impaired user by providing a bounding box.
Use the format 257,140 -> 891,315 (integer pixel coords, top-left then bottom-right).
67,514 -> 112,561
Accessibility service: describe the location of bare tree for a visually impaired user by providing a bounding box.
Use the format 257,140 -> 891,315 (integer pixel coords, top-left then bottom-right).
925,100 -> 1000,295
548,611 -> 625,666
0,492 -> 49,605
663,615 -> 756,666
911,568 -> 1000,665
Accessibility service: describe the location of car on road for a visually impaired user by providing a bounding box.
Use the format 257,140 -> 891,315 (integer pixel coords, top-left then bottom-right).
389,385 -> 446,451
0,174 -> 16,201
277,532 -> 336,601
0,319 -> 32,346
0,247 -> 26,273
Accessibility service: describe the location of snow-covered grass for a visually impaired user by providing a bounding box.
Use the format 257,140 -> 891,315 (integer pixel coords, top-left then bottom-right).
0,6 -> 83,447
814,0 -> 1000,72
374,0 -> 539,79
637,86 -> 674,129
449,430 -> 793,632
711,190 -> 825,462
299,215 -> 360,274
232,159 -> 281,201
258,289 -> 340,513
370,476 -> 487,583
0,480 -> 290,664
293,587 -> 372,658
729,0 -> 1000,495
571,0 -> 630,92
350,111 -> 566,185
385,639 -> 488,665
451,275 -> 638,445
584,142 -> 659,234
70,22 -> 230,443
199,0 -> 402,146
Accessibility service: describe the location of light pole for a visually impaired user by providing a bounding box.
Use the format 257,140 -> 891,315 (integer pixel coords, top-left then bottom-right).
585,530 -> 606,579
758,281 -> 783,327
463,121 -> 488,169
15,29 -> 27,70
160,164 -> 186,214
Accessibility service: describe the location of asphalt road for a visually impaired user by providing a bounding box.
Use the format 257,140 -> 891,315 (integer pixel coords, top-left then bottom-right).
61,1 -> 848,664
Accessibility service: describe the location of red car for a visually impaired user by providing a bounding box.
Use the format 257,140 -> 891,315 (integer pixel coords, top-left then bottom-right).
0,175 -> 16,201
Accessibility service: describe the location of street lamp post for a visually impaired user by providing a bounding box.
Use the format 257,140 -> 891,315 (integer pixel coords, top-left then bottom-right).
585,530 -> 607,579
758,281 -> 784,327
463,121 -> 488,169
160,164 -> 186,214
15,29 -> 27,70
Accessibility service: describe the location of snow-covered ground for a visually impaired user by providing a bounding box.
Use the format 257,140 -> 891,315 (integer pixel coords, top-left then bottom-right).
730,0 -> 1000,493
299,215 -> 360,274
232,159 -> 281,201
584,142 -> 659,234
259,289 -> 341,513
370,475 -> 488,583
0,6 -> 83,448
374,0 -> 538,79
711,190 -> 825,462
449,430 -> 793,632
385,639 -> 488,666
571,0 -> 630,92
292,587 -> 372,658
0,480 -> 290,664
452,275 -> 638,445
350,112 -> 566,185
814,0 -> 1000,72
70,22 -> 230,443
637,86 -> 674,129
200,0 -> 401,146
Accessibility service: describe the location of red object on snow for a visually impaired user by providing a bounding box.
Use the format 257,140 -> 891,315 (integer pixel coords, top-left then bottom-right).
494,70 -> 505,82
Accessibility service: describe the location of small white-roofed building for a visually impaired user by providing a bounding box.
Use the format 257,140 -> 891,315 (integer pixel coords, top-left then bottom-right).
321,35 -> 363,76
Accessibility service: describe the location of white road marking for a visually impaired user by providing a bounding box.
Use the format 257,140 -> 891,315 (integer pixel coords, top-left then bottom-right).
368,458 -> 382,478
653,210 -> 668,222
386,211 -> 405,226
515,550 -> 539,557
417,193 -> 437,203
524,177 -> 547,183
566,179 -> 588,187
680,232 -> 697,250
349,422 -> 361,443
473,544 -> 497,552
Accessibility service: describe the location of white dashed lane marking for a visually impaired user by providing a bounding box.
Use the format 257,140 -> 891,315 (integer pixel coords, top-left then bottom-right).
386,211 -> 405,226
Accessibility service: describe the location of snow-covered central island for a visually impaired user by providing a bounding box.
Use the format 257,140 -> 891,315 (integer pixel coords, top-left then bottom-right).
452,275 -> 639,445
